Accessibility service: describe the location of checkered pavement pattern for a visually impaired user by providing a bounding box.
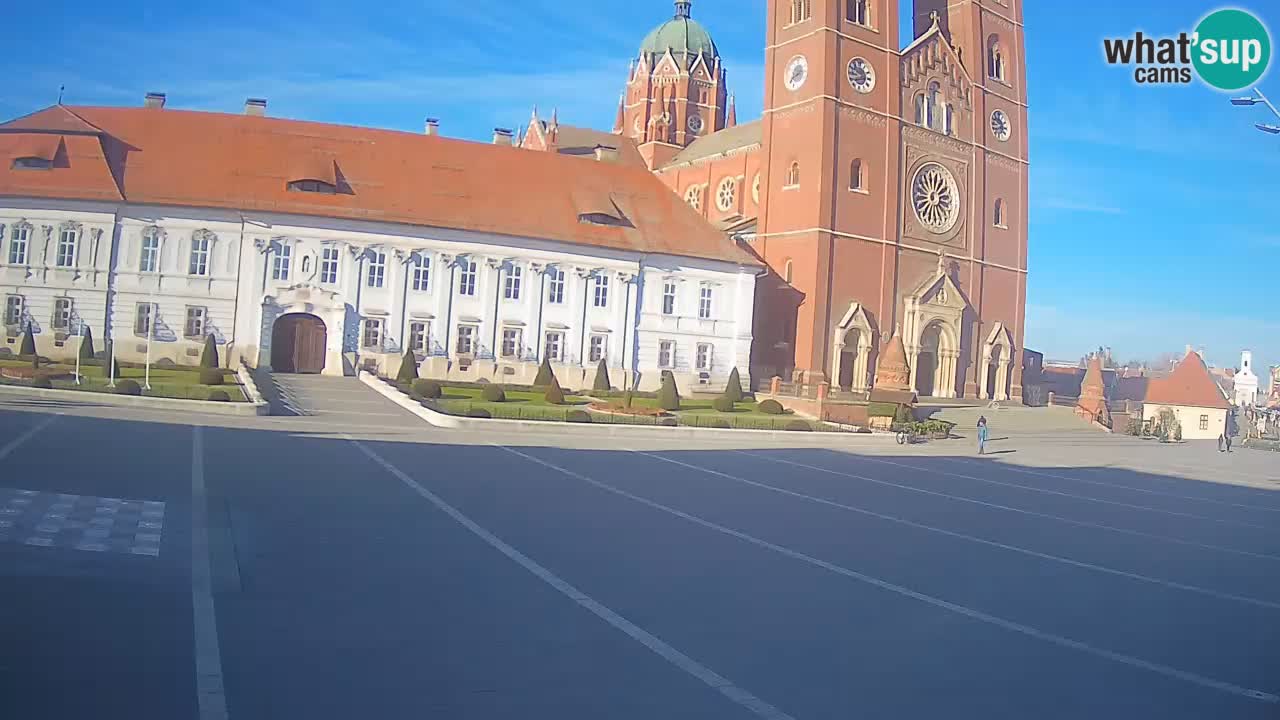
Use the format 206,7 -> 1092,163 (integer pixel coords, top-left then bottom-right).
0,487 -> 166,557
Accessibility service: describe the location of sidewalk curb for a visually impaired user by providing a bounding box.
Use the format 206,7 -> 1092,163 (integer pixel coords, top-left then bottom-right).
0,380 -> 270,416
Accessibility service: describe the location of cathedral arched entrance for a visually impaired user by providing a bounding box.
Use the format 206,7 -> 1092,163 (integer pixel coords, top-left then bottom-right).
980,323 -> 1015,401
271,313 -> 327,374
915,321 -> 956,398
830,303 -> 875,393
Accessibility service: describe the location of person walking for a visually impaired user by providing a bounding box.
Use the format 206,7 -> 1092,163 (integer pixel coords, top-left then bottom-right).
977,415 -> 989,455
1218,433 -> 1225,453
1225,412 -> 1236,453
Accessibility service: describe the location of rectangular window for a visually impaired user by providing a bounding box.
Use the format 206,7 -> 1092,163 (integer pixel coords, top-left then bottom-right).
456,324 -> 477,355
698,285 -> 713,320
272,244 -> 291,281
696,343 -> 713,371
141,231 -> 161,273
4,295 -> 22,326
134,302 -> 156,336
361,318 -> 384,350
504,265 -> 522,300
56,228 -> 77,268
658,340 -> 675,368
459,260 -> 477,296
412,256 -> 430,292
320,247 -> 340,284
1200,415 -> 1209,431
544,331 -> 564,362
662,280 -> 677,315
367,251 -> 386,288
52,298 -> 73,331
501,327 -> 523,358
8,225 -> 29,265
593,275 -> 609,308
847,0 -> 868,26
588,334 -> 607,363
188,235 -> 209,276
548,268 -> 565,304
184,306 -> 207,338
408,321 -> 430,354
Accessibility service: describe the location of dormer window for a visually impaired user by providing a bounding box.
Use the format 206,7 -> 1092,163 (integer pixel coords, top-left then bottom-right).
12,157 -> 52,170
287,179 -> 336,194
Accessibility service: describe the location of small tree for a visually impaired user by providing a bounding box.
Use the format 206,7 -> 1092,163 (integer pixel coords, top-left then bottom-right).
78,325 -> 96,361
200,335 -> 220,369
396,347 -> 419,382
724,367 -> 744,403
658,373 -> 681,411
533,356 -> 555,386
19,323 -> 36,357
592,359 -> 611,392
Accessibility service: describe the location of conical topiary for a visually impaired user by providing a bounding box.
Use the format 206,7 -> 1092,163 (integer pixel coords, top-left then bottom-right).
78,325 -> 96,361
19,323 -> 36,357
724,367 -> 744,403
396,347 -> 419,382
544,376 -> 566,405
200,334 -> 220,369
533,356 -> 555,386
658,372 -> 681,411
592,359 -> 611,392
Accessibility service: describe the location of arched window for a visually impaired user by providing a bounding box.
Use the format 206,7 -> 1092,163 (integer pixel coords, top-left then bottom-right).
913,94 -> 926,126
783,259 -> 794,284
944,104 -> 954,136
993,198 -> 1006,227
988,36 -> 1006,82
846,0 -> 869,26
790,0 -> 811,24
927,82 -> 942,131
784,161 -> 801,188
849,159 -> 864,191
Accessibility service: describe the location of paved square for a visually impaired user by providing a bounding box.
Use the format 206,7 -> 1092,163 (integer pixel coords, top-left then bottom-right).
0,487 -> 166,556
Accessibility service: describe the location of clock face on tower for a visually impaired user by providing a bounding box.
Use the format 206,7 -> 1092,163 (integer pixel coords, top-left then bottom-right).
847,58 -> 875,93
784,55 -> 808,91
990,110 -> 1012,142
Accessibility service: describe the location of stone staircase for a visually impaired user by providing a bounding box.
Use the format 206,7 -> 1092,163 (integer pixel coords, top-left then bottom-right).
924,404 -> 1098,438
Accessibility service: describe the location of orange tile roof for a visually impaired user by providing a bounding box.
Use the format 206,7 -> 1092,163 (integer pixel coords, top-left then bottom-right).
0,105 -> 757,266
1144,351 -> 1231,409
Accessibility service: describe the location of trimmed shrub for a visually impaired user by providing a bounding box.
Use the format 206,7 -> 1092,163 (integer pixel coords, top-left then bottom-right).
786,420 -> 813,432
208,390 -> 231,402
867,401 -> 898,418
19,324 -> 36,357
894,405 -> 914,425
467,408 -> 492,419
79,326 -> 96,361
533,356 -> 555,386
200,335 -> 219,369
545,379 -> 566,405
712,396 -> 735,413
566,410 -> 591,423
198,368 -> 224,386
758,399 -> 784,415
412,379 -> 442,399
32,376 -> 53,390
724,367 -> 744,402
396,348 -> 419,382
480,385 -> 506,403
708,418 -> 732,429
116,379 -> 142,396
658,373 -> 681,411
592,359 -> 611,392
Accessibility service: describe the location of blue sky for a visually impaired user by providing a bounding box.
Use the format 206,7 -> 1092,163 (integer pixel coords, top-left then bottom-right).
1,0 -> 1277,377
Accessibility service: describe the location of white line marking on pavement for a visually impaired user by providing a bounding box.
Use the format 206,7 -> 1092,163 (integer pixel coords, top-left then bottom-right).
190,427 -> 229,720
346,438 -> 794,720
0,414 -> 59,461
953,457 -> 1280,513
636,451 -> 1280,611
745,452 -> 1280,563
505,446 -> 1279,705
855,455 -> 1270,530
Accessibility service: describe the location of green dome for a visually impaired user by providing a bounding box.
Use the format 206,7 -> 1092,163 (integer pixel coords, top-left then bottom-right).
640,2 -> 718,63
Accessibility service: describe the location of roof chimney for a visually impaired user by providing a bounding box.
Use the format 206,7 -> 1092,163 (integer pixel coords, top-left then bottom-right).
244,98 -> 267,117
424,118 -> 439,136
593,145 -> 619,162
144,92 -> 167,109
493,128 -> 514,145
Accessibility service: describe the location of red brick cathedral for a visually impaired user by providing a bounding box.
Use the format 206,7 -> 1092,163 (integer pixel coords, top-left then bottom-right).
535,0 -> 1029,400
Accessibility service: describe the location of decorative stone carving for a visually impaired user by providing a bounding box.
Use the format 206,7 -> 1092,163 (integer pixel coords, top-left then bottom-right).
840,105 -> 887,128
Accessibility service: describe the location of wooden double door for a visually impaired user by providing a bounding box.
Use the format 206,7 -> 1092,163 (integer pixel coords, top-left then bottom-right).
271,314 -> 327,374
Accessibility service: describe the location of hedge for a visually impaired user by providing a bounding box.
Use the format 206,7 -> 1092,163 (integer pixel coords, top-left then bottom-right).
208,390 -> 231,402
467,408 -> 492,419
868,402 -> 899,418
198,368 -> 224,386
116,379 -> 142,396
412,379 -> 442,399
481,385 -> 506,403
712,396 -> 735,413
786,420 -> 813,431
396,348 -> 419,382
724,367 -> 744,402
566,409 -> 592,423
758,399 -> 784,415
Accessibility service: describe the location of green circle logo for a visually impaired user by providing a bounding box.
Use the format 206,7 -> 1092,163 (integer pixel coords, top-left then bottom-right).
1193,8 -> 1272,90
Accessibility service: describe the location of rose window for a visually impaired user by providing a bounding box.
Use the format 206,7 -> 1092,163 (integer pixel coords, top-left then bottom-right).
911,163 -> 960,234
685,185 -> 702,211
716,177 -> 737,212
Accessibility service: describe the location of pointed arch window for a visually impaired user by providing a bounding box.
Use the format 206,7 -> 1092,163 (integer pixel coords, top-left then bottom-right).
784,161 -> 801,189
913,93 -> 926,126
849,159 -> 865,192
944,104 -> 955,136
988,36 -> 1007,82
927,82 -> 942,132
846,0 -> 870,26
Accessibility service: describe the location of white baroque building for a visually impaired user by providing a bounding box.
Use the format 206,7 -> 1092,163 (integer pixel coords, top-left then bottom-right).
1233,350 -> 1259,408
0,100 -> 760,392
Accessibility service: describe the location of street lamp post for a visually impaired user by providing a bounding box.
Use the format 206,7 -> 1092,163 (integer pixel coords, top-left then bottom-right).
1230,88 -> 1280,134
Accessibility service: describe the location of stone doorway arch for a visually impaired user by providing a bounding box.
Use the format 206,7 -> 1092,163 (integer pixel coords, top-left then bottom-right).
981,322 -> 1015,401
830,303 -> 876,392
271,313 -> 327,373
914,320 -> 958,398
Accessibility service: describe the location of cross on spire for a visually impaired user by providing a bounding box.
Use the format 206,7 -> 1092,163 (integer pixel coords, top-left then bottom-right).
929,10 -> 940,26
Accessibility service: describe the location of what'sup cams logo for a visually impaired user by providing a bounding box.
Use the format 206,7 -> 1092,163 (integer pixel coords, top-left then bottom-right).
1103,8 -> 1271,90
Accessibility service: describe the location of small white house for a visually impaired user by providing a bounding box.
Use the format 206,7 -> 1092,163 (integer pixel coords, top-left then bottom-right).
1142,350 -> 1232,440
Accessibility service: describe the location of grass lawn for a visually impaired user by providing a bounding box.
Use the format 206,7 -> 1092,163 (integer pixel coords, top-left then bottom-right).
0,359 -> 246,402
